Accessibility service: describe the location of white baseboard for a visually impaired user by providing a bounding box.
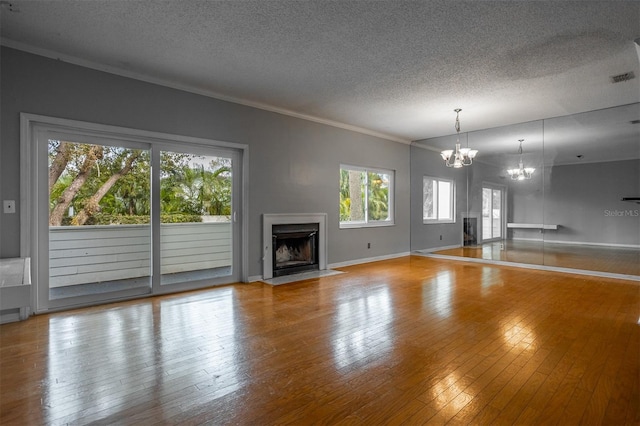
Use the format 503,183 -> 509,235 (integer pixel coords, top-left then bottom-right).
328,252 -> 411,269
512,237 -> 639,249
415,244 -> 462,253
542,239 -> 640,249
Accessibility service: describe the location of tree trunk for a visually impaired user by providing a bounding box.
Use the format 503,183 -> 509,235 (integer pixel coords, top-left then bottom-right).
49,145 -> 104,226
73,151 -> 141,225
48,141 -> 72,191
348,170 -> 364,221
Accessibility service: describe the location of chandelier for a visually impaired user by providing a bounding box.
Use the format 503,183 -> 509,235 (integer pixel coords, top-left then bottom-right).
440,108 -> 478,168
507,139 -> 535,180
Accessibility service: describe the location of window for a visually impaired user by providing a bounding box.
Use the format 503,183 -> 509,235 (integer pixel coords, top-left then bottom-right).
340,165 -> 394,227
423,177 -> 455,223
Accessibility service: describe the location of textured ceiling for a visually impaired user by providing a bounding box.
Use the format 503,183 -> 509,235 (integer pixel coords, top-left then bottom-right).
1,0 -> 639,147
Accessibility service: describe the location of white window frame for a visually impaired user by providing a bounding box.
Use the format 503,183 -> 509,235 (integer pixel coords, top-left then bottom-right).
339,164 -> 395,229
423,176 -> 456,224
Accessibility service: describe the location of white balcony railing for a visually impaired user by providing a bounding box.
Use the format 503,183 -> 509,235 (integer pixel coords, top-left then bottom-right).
49,222 -> 231,288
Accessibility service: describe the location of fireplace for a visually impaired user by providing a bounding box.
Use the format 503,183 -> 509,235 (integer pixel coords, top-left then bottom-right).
272,223 -> 319,277
262,213 -> 327,280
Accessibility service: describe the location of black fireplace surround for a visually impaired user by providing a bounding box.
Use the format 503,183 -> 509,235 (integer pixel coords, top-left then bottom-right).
272,223 -> 320,277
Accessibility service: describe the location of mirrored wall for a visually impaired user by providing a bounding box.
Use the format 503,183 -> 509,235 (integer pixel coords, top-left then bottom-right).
411,103 -> 640,279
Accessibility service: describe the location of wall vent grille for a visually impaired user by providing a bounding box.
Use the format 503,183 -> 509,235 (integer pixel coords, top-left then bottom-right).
610,71 -> 635,83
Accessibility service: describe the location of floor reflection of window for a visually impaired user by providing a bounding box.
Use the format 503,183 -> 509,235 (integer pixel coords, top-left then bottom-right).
332,287 -> 393,369
481,267 -> 502,296
46,306 -> 154,423
502,318 -> 536,352
157,289 -> 240,393
44,289 -> 240,423
423,271 -> 453,318
430,372 -> 472,411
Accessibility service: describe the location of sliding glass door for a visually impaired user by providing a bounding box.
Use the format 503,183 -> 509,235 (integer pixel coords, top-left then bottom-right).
30,117 -> 243,313
482,186 -> 504,241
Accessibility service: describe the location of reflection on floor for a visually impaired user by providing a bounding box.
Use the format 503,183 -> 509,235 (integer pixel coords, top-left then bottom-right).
432,240 -> 640,277
50,266 -> 232,299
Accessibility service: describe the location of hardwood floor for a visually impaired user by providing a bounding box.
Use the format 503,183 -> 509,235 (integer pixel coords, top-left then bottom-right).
1,256 -> 638,425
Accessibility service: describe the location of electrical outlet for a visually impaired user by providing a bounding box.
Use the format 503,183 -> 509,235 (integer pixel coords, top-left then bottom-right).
367,242 -> 371,249
439,235 -> 442,240
3,200 -> 16,214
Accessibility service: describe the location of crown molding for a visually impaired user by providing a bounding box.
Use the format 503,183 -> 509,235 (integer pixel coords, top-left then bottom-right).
1,38 -> 412,145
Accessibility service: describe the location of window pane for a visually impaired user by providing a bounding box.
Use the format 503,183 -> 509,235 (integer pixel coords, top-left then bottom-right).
341,166 -> 393,226
424,177 -> 454,222
368,172 -> 389,221
423,177 -> 436,220
48,140 -> 151,300
438,181 -> 451,220
160,151 -> 232,285
492,189 -> 502,239
482,188 -> 492,238
340,168 -> 365,222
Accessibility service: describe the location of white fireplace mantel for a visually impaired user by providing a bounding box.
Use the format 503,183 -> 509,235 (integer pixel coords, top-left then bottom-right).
262,213 -> 327,279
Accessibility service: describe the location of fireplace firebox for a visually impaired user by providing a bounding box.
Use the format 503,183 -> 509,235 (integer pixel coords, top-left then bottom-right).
272,223 -> 320,277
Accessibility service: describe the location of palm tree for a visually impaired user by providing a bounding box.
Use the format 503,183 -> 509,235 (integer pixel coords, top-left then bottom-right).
200,160 -> 232,216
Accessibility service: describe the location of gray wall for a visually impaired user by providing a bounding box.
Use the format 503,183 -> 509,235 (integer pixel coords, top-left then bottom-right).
0,47 -> 411,277
511,159 -> 640,245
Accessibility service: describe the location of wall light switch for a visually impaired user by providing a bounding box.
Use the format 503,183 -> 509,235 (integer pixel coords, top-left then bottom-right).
3,200 -> 16,214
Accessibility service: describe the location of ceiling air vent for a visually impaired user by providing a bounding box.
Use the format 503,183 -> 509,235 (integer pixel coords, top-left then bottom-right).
610,71 -> 635,83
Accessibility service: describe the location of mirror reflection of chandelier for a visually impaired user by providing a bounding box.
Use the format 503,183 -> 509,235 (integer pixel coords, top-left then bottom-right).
507,139 -> 535,180
440,108 -> 478,168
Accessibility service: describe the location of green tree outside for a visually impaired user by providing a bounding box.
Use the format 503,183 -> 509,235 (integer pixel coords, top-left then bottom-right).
48,141 -> 232,226
340,168 -> 389,223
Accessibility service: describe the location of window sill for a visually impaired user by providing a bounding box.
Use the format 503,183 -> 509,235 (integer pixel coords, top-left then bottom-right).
340,221 -> 395,229
423,220 -> 456,225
